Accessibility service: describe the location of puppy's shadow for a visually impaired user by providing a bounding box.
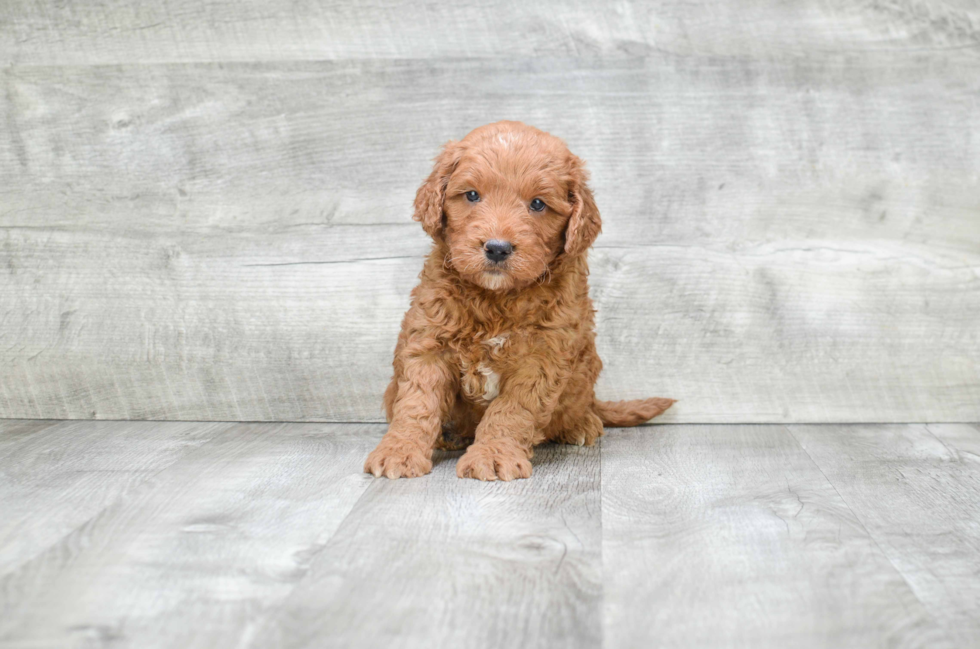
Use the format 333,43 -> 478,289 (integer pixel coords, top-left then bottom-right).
431,449 -> 465,471
532,441 -> 601,469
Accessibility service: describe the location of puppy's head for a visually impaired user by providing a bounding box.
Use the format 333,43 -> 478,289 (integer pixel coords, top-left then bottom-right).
414,121 -> 601,291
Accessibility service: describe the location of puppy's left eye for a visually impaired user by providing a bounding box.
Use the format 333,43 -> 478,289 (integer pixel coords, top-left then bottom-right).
465,190 -> 480,202
529,198 -> 546,212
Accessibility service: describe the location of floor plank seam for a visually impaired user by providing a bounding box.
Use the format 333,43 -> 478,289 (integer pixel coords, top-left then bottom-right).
0,421 -> 240,583
224,450 -> 383,643
597,437 -> 605,649
924,423 -> 968,461
784,424 -> 956,643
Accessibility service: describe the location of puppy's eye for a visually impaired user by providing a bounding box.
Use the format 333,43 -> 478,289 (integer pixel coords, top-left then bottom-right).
529,198 -> 546,212
465,190 -> 480,202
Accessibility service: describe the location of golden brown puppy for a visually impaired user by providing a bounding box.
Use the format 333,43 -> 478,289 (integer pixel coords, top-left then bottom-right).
364,121 -> 674,481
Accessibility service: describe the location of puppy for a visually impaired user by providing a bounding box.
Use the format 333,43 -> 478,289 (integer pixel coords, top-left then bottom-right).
365,121 -> 674,481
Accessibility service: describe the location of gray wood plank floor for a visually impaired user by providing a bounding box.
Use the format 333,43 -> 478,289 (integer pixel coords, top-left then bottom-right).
1,420 -> 978,648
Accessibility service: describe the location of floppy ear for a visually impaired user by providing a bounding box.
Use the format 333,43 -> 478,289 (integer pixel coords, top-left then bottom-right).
564,159 -> 602,256
413,141 -> 460,240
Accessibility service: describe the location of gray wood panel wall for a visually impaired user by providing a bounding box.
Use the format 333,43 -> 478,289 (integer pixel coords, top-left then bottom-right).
1,2 -> 979,423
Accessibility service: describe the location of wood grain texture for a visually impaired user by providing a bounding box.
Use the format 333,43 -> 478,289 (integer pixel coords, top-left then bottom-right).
248,442 -> 601,649
1,421 -> 979,646
790,423 -> 980,648
0,424 -> 601,649
601,424 -> 955,649
0,422 -> 380,648
4,58 -> 979,244
0,419 -> 61,455
1,55 -> 978,422
0,420 -> 232,577
2,0 -> 979,64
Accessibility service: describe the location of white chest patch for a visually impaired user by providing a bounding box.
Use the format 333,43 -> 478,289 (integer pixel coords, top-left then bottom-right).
477,364 -> 500,402
460,333 -> 509,404
484,334 -> 509,350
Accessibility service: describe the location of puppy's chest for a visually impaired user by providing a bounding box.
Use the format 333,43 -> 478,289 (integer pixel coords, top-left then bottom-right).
457,332 -> 514,405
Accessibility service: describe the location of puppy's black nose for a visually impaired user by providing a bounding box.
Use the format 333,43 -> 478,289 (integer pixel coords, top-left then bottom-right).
484,239 -> 513,263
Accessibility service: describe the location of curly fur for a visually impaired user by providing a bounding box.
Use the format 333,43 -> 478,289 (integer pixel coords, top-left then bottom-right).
364,121 -> 674,481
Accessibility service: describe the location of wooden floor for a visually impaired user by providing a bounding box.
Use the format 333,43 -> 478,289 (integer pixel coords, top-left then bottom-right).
0,420 -> 978,648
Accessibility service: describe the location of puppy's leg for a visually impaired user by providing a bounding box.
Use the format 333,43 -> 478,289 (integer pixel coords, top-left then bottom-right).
551,410 -> 604,446
456,360 -> 565,481
365,354 -> 454,479
546,367 -> 604,446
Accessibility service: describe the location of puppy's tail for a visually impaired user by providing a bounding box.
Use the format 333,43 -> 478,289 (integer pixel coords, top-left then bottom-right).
594,398 -> 675,427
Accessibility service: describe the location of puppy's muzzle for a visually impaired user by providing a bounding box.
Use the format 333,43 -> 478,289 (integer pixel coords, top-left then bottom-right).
484,239 -> 513,263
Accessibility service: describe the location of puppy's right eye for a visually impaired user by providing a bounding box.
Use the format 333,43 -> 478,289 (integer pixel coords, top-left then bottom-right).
465,190 -> 480,202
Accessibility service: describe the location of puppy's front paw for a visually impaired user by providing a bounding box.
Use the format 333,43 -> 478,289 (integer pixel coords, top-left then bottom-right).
364,439 -> 432,479
456,442 -> 532,481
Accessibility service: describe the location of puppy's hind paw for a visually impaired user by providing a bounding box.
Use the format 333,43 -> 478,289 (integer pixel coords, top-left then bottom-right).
554,411 -> 604,446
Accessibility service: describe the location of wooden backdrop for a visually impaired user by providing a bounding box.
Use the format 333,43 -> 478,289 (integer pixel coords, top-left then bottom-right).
1,1 -> 978,423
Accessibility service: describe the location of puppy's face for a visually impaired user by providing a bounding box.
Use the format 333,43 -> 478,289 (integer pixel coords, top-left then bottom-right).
443,141 -> 573,291
414,122 -> 601,292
